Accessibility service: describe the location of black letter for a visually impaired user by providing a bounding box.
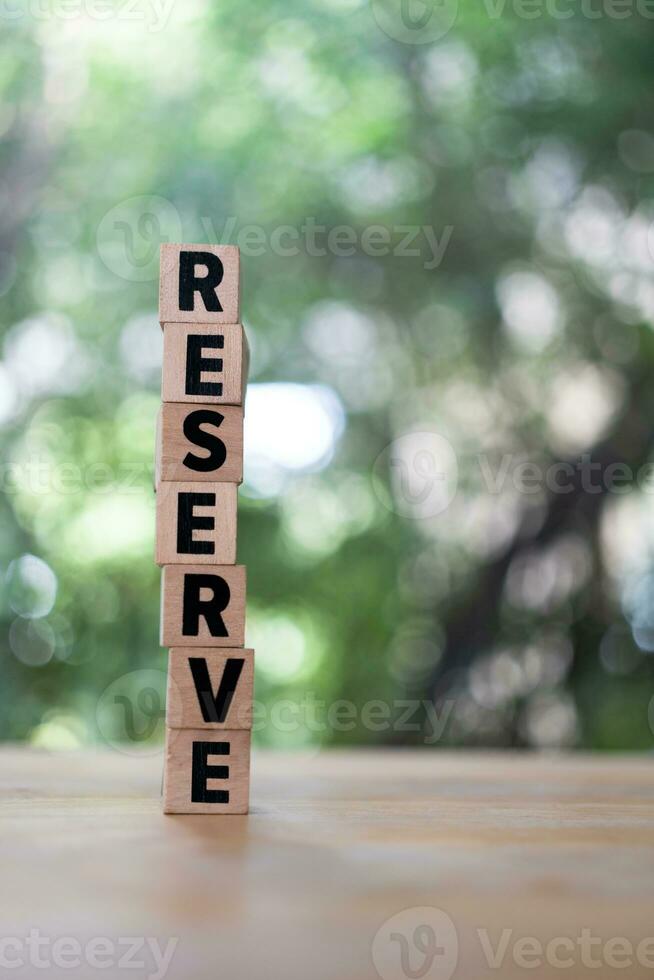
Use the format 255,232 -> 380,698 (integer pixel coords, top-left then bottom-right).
182,574 -> 230,637
188,657 -> 244,723
183,409 -> 227,472
185,335 -> 224,397
191,741 -> 229,803
178,250 -> 224,312
177,492 -> 215,555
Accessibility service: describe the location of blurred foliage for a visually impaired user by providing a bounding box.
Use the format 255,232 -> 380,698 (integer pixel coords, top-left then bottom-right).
1,0 -> 654,752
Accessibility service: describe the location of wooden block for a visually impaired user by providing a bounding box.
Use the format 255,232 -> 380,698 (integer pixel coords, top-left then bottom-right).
156,402 -> 243,486
163,727 -> 250,814
159,244 -> 240,325
155,482 -> 237,566
162,322 -> 249,406
160,564 -> 246,648
166,648 -> 254,729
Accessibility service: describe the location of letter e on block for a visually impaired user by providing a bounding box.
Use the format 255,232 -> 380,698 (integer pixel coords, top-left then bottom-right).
161,323 -> 248,406
155,482 -> 237,565
163,728 -> 250,814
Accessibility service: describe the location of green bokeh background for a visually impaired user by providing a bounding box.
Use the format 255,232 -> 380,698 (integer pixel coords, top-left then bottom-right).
2,0 -> 654,752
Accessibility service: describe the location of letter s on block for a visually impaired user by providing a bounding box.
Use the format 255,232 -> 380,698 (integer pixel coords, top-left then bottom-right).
182,409 -> 227,472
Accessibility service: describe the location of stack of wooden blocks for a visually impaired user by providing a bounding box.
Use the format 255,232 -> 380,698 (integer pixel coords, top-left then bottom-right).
156,244 -> 252,815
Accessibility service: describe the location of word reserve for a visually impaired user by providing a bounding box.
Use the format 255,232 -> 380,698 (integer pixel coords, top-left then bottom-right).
156,243 -> 252,814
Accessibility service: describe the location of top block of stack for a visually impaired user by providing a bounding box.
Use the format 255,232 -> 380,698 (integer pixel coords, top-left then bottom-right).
159,244 -> 247,407
159,244 -> 240,325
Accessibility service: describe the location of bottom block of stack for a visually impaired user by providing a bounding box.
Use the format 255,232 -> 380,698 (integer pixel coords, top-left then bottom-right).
163,728 -> 251,814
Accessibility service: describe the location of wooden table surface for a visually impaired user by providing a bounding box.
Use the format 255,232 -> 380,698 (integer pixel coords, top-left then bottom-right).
2,748 -> 654,979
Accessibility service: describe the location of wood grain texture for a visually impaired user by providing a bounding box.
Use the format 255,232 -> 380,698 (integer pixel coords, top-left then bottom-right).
166,648 -> 254,730
1,749 -> 654,979
160,563 -> 246,647
156,402 -> 243,486
155,482 -> 237,566
161,322 -> 248,405
163,727 -> 250,814
159,244 -> 240,325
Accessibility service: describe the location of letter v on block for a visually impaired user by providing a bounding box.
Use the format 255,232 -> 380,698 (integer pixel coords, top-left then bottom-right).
166,648 -> 254,730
